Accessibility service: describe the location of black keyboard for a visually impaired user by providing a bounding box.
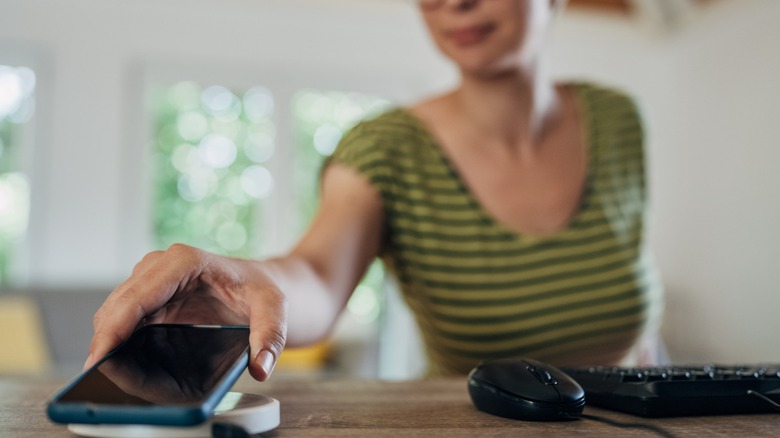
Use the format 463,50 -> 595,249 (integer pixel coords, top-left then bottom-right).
562,364 -> 780,417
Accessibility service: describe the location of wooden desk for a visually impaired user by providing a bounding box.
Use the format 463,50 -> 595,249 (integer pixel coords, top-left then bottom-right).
3,377 -> 778,437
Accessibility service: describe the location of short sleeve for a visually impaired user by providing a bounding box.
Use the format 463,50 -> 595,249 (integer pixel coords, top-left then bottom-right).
578,83 -> 648,207
323,111 -> 403,204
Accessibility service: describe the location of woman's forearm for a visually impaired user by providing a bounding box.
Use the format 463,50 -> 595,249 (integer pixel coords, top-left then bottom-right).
258,254 -> 349,348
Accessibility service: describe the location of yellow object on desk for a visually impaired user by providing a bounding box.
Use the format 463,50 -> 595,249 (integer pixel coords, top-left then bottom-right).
276,342 -> 331,371
0,295 -> 50,375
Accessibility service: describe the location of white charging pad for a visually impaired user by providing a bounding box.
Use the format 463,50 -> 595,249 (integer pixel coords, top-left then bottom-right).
67,392 -> 280,438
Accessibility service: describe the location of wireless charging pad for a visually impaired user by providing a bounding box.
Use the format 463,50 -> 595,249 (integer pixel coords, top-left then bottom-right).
67,392 -> 280,438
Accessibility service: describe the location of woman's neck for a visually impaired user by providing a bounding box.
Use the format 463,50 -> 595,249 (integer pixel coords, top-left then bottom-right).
448,61 -> 561,158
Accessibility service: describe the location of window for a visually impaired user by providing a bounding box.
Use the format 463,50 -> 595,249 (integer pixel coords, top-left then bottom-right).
150,81 -> 275,258
150,81 -> 391,328
0,65 -> 35,284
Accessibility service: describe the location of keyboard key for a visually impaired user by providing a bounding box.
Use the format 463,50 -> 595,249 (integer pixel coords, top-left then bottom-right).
562,363 -> 780,417
621,372 -> 647,383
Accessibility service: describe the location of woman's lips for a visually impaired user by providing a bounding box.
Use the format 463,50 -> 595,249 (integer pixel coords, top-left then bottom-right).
446,23 -> 496,46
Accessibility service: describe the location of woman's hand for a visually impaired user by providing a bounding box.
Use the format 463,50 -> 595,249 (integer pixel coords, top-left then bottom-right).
86,162 -> 385,384
85,243 -> 287,382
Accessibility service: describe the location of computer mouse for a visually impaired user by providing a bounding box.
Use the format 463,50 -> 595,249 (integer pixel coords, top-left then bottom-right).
467,357 -> 585,421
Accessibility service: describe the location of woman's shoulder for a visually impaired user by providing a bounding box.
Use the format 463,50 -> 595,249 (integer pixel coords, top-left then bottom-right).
331,107 -> 432,163
567,80 -> 641,114
337,107 -> 432,153
347,107 -> 427,139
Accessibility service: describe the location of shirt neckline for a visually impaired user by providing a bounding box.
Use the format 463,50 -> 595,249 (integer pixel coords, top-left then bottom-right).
393,82 -> 597,243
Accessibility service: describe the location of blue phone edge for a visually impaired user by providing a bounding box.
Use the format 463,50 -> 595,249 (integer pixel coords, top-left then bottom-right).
46,324 -> 250,426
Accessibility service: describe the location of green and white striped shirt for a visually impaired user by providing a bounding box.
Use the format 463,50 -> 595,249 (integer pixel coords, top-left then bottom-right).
328,82 -> 663,376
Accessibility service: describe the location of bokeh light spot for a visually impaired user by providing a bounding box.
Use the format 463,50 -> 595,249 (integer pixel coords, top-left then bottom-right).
347,284 -> 381,324
201,85 -> 241,121
245,131 -> 275,163
241,165 -> 274,199
216,222 -> 248,252
176,111 -> 209,142
313,123 -> 343,156
243,87 -> 274,121
198,134 -> 237,169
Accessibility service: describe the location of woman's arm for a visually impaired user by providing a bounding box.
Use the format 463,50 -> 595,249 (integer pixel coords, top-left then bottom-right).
263,161 -> 385,347
85,162 -> 384,381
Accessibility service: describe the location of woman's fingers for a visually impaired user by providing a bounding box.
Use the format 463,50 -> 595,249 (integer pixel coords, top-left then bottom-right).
131,250 -> 165,276
85,283 -> 149,370
85,244 -> 209,369
85,243 -> 291,383
246,285 -> 288,382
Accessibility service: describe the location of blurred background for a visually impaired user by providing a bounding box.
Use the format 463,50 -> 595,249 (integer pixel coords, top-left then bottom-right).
0,0 -> 778,380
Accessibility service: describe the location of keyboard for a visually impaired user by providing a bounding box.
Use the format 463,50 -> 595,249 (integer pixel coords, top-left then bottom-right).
562,364 -> 780,417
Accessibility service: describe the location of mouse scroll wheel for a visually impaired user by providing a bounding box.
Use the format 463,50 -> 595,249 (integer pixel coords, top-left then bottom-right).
527,365 -> 558,385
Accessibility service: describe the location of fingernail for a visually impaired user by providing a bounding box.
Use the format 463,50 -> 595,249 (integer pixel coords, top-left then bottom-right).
83,353 -> 94,370
255,349 -> 276,379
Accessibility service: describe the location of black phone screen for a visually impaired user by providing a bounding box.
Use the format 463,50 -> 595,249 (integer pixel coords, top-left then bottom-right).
57,325 -> 249,406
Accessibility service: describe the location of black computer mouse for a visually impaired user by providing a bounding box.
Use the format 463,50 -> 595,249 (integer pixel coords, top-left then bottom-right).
467,357 -> 585,421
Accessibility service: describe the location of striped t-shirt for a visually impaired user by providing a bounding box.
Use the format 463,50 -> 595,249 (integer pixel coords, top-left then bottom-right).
328,82 -> 663,376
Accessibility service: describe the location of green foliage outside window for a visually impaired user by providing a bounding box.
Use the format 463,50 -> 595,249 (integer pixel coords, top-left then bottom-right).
0,65 -> 35,285
150,81 -> 275,257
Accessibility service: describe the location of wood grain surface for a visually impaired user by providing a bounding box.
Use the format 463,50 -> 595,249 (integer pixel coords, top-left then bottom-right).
3,376 -> 779,437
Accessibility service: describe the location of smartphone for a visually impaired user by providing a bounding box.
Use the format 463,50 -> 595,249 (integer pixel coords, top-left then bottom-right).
47,324 -> 250,426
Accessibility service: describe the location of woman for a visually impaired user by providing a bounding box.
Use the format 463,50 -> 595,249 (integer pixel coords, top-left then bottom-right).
86,0 -> 663,380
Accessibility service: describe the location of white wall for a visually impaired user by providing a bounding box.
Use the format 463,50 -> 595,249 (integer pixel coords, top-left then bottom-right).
1,0 -> 779,366
553,1 -> 780,364
651,1 -> 780,363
